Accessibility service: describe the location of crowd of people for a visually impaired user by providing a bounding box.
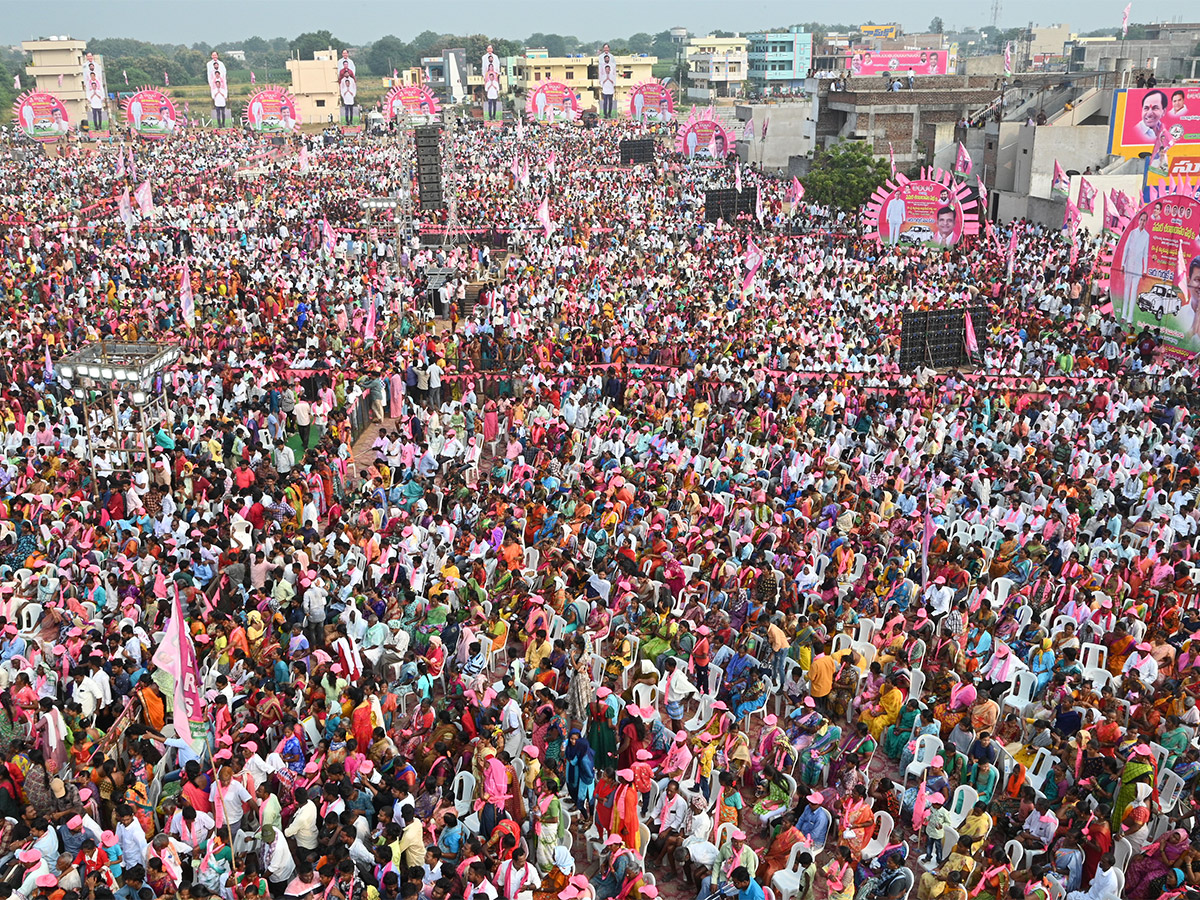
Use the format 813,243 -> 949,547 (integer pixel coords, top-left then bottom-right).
0,105 -> 1191,900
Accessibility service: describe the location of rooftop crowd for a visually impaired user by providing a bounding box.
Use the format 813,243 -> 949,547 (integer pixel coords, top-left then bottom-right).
0,109 -> 1190,900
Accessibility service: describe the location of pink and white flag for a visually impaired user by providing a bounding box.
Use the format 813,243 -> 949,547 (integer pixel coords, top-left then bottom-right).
151,587 -> 203,749
755,188 -> 765,225
742,238 -> 764,292
321,216 -> 337,253
134,180 -> 153,215
12,75 -> 18,91
179,261 -> 195,327
761,116 -> 769,141
965,311 -> 979,357
115,151 -> 125,179
299,144 -> 309,173
889,142 -> 897,177
742,119 -> 754,142
250,71 -> 256,84
735,160 -> 742,193
789,177 -> 804,204
1077,177 -> 1097,213
536,196 -> 553,237
954,142 -> 972,176
1122,3 -> 1132,36
164,71 -> 170,86
117,189 -> 133,229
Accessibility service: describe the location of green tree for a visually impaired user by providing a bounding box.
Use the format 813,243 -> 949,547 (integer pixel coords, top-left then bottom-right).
930,17 -> 945,34
803,142 -> 891,211
627,33 -> 655,54
367,35 -> 409,75
289,30 -> 347,60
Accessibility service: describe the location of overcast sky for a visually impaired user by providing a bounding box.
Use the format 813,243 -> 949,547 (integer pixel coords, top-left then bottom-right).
4,0 -> 1196,46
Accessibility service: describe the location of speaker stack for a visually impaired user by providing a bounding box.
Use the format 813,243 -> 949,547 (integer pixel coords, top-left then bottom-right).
898,306 -> 989,372
414,125 -> 443,211
619,138 -> 655,165
704,187 -> 758,223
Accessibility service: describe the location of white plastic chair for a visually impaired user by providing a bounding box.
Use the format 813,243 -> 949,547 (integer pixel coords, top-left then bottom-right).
860,811 -> 894,860
683,694 -> 715,733
1080,642 -> 1107,671
1005,839 -> 1023,870
1113,837 -> 1132,872
903,733 -> 943,791
908,668 -> 926,702
771,837 -> 807,900
946,784 -> 978,828
1001,671 -> 1037,715
1159,769 -> 1186,812
451,770 -> 476,816
1025,748 -> 1055,793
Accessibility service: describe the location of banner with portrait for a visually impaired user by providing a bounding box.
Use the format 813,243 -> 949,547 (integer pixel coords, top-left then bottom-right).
243,86 -> 301,133
865,169 -> 981,248
1109,187 -> 1200,356
384,85 -> 442,120
627,82 -> 675,122
122,89 -> 178,139
676,107 -> 732,159
1110,86 -> 1200,159
11,92 -> 71,141
848,49 -> 948,76
207,55 -> 228,109
337,53 -> 357,106
525,81 -> 579,123
81,52 -> 107,119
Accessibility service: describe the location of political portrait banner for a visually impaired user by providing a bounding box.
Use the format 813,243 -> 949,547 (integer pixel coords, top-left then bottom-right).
384,85 -> 442,121
676,107 -> 732,160
207,54 -> 228,107
243,86 -> 301,133
11,92 -> 71,142
1110,86 -> 1200,159
848,49 -> 948,76
1144,147 -> 1200,196
526,81 -> 579,123
122,89 -> 179,139
1109,186 -> 1200,356
482,46 -> 503,120
865,170 -> 981,248
337,53 -> 357,106
81,52 -> 107,123
627,82 -> 675,122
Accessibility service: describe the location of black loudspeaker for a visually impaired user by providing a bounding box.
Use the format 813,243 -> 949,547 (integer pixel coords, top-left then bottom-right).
704,187 -> 758,223
619,138 -> 655,164
898,307 -> 989,371
414,125 -> 441,148
417,161 -> 441,176
414,125 -> 444,211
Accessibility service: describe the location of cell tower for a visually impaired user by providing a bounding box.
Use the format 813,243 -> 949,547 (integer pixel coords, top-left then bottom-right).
990,0 -> 1001,29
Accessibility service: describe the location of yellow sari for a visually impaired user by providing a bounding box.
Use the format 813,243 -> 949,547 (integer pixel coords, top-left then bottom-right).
861,684 -> 903,741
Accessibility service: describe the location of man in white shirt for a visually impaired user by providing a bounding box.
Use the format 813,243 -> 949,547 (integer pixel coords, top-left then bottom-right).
116,804 -> 149,867
647,780 -> 688,862
285,787 -> 320,853
494,844 -> 539,900
293,397 -> 313,448
260,824 -> 296,890
210,768 -> 255,839
169,804 -> 214,856
1066,853 -> 1118,900
1123,641 -> 1160,684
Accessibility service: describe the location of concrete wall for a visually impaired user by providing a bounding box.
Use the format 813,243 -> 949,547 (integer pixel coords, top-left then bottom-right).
965,55 -> 1006,76
734,100 -> 817,170
1066,173 -> 1146,234
1023,124 -> 1111,198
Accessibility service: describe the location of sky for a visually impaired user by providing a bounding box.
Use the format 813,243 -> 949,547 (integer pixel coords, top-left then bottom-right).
3,0 -> 1197,46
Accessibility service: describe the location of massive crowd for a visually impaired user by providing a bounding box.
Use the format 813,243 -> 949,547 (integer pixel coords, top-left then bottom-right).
0,108 -> 1190,900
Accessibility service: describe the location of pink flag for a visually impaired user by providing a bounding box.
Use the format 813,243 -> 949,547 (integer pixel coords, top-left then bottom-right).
393,68 -> 398,80
912,774 -> 929,829
12,75 -> 18,91
536,196 -> 553,237
250,71 -> 256,84
964,312 -> 979,357
115,151 -> 125,179
742,119 -> 754,142
299,144 -> 309,173
1077,177 -> 1097,213
921,503 -> 935,586
1102,194 -> 1120,238
954,142 -> 972,176
179,261 -> 195,327
889,142 -> 897,177
1063,198 -> 1080,230
321,216 -> 337,253
117,189 -> 133,229
1112,190 -> 1134,218
761,116 -> 769,141
57,73 -> 63,88
1004,42 -> 1013,77
153,570 -> 167,599
44,344 -> 53,382
742,238 -> 764,293
164,71 -> 170,86
1122,2 -> 1132,36
547,150 -> 557,175
123,70 -> 128,85
755,188 -> 765,225
1051,159 -> 1069,198
364,292 -> 377,340
134,180 -> 153,215
151,587 -> 203,749
735,160 -> 742,193
789,176 -> 804,204
128,146 -> 136,179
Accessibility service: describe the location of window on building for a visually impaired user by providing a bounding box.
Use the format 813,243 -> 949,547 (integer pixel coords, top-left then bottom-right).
565,70 -> 574,79
316,99 -> 326,107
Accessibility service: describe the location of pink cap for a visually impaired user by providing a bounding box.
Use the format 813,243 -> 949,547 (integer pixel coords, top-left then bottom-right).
36,875 -> 58,888
636,749 -> 653,761
929,792 -> 946,805
79,787 -> 93,802
807,791 -> 823,804
934,576 -> 946,585
243,741 -> 259,753
916,609 -> 928,619
627,705 -> 645,717
731,829 -> 746,840
675,730 -> 688,742
1136,641 -> 1152,651
641,887 -> 660,899
67,815 -> 83,829
241,724 -> 259,734
765,714 -> 778,725
18,849 -> 41,864
597,687 -> 612,698
522,745 -> 539,758
711,700 -> 728,711
604,835 -> 624,846
101,831 -> 118,847
214,749 -> 232,761
616,768 -> 634,781
931,755 -> 944,766
803,697 -> 815,707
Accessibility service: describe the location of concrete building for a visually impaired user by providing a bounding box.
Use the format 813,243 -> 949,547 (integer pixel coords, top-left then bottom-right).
747,28 -> 814,94
21,37 -> 92,126
735,99 -> 819,171
1066,26 -> 1200,79
422,49 -> 468,103
514,49 -> 656,112
286,48 -> 340,125
685,35 -> 748,100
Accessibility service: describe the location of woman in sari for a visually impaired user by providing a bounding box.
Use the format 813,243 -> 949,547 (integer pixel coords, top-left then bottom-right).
964,846 -> 1010,900
1112,743 -> 1157,830
898,712 -> 941,774
415,710 -> 458,774
752,714 -> 794,779
841,784 -> 876,859
532,777 -> 567,873
826,846 -> 855,900
713,770 -> 744,833
753,764 -> 794,823
801,720 -> 842,786
988,531 -> 1019,579
933,675 -> 977,738
396,697 -> 435,759
830,722 -> 877,785
587,686 -> 619,772
882,700 -> 922,760
761,812 -> 805,884
860,678 -> 903,741
564,730 -> 596,822
604,626 -> 634,686
827,655 -> 862,721
1126,828 -> 1192,899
